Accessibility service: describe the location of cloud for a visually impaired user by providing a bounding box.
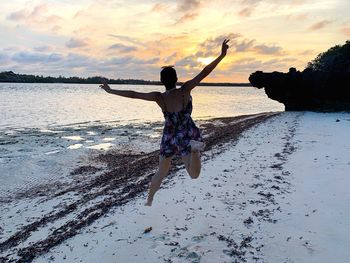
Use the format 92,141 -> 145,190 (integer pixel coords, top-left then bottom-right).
175,54 -> 201,68
110,56 -> 159,66
235,39 -> 255,52
240,0 -> 262,4
238,0 -> 309,18
66,38 -> 89,48
108,43 -> 137,53
289,0 -> 308,6
150,3 -> 168,12
51,25 -> 61,33
286,13 -> 308,21
6,4 -> 61,26
341,27 -> 350,37
240,0 -> 307,7
0,52 -> 10,63
61,53 -> 95,68
197,33 -> 284,56
198,33 -> 241,56
177,0 -> 201,12
253,44 -> 283,55
238,7 -> 253,17
33,46 -> 54,52
1,47 -> 162,79
12,52 -> 64,64
237,0 -> 263,17
164,52 -> 178,64
175,12 -> 199,24
3,46 -> 21,52
7,10 -> 27,20
308,20 -> 332,31
146,57 -> 160,64
229,58 -> 262,73
174,0 -> 202,24
298,49 -> 315,56
229,57 -> 296,74
108,34 -> 141,46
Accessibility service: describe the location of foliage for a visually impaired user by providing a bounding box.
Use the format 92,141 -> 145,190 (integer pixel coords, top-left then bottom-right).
306,40 -> 350,72
0,71 -> 160,85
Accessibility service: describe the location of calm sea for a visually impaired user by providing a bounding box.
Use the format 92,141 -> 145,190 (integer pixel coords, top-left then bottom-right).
0,83 -> 283,196
0,83 -> 283,129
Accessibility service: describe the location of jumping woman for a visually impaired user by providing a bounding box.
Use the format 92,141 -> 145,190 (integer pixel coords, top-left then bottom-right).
100,39 -> 229,206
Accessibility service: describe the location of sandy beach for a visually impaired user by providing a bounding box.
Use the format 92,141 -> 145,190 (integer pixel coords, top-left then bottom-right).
1,111 -> 349,263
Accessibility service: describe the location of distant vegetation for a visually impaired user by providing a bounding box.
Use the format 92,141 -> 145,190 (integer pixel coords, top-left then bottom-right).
0,71 -> 251,86
306,40 -> 350,72
0,71 -> 160,85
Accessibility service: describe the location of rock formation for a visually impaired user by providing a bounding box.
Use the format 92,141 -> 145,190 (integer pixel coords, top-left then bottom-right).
249,68 -> 350,111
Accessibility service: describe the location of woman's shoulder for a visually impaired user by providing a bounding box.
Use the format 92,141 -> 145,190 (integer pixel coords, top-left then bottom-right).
163,88 -> 180,95
179,84 -> 191,95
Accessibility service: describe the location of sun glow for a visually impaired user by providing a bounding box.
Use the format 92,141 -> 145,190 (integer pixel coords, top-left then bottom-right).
0,0 -> 348,82
197,57 -> 216,66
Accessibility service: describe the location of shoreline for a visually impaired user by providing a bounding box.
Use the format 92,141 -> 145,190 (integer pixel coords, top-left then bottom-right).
0,112 -> 277,262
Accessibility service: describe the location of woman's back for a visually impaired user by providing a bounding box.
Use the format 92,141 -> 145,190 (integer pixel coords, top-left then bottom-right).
161,87 -> 189,113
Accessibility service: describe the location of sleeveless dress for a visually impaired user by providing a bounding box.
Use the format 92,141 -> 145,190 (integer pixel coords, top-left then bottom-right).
159,90 -> 202,158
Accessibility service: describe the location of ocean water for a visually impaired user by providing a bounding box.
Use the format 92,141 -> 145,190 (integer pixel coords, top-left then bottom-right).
0,83 -> 283,129
0,83 -> 284,196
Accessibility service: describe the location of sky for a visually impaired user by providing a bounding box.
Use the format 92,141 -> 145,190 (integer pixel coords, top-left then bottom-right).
0,0 -> 349,82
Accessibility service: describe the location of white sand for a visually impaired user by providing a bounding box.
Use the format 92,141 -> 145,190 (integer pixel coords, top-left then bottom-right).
2,112 -> 350,262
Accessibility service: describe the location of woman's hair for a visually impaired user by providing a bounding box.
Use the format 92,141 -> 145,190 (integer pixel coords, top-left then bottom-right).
160,66 -> 177,90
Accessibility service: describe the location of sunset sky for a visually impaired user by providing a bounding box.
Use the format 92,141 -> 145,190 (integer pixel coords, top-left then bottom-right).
0,0 -> 349,82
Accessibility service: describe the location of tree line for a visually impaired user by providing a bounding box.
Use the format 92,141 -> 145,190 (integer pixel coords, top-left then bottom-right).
0,71 -> 251,86
306,40 -> 350,72
0,71 -> 161,85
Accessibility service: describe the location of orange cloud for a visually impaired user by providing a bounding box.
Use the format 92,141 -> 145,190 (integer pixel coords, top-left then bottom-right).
238,7 -> 253,17
150,3 -> 168,12
308,20 -> 332,31
177,0 -> 201,12
175,12 -> 199,24
7,4 -> 62,26
341,27 -> 350,37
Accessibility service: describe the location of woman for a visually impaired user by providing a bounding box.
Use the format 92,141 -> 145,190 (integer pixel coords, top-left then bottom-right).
100,39 -> 229,206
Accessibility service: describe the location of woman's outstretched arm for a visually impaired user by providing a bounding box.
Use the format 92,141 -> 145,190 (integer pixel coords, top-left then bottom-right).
182,39 -> 230,93
100,82 -> 160,102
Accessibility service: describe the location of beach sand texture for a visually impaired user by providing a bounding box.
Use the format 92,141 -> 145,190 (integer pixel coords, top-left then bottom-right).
1,112 -> 349,262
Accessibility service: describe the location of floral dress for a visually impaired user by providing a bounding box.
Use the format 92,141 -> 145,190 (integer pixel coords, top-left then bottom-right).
159,92 -> 202,158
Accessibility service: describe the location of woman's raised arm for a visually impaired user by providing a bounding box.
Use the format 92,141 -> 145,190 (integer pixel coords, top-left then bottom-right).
100,82 -> 161,102
182,39 -> 229,93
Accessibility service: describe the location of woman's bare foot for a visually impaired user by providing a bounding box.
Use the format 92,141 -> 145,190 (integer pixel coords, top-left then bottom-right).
144,198 -> 153,206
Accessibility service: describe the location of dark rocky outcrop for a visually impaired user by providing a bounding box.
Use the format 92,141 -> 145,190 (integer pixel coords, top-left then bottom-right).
249,41 -> 350,111
249,68 -> 350,111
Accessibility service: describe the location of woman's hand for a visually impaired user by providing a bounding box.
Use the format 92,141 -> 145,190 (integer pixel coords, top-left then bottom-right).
221,39 -> 230,56
182,38 -> 229,92
99,80 -> 111,93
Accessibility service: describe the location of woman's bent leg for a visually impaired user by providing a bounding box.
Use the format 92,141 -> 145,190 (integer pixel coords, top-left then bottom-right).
145,155 -> 172,206
181,150 -> 201,179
